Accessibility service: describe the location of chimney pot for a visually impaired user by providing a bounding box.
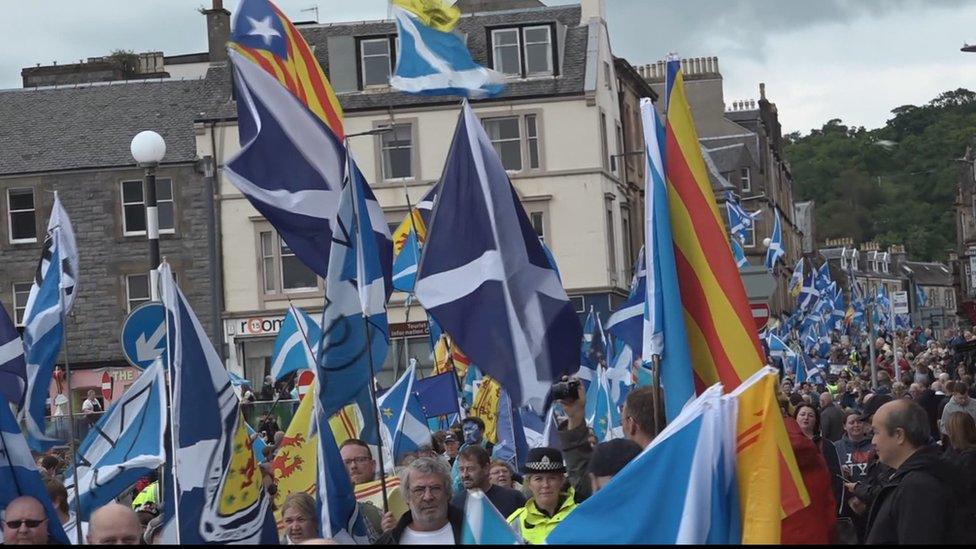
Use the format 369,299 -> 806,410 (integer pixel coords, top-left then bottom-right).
759,82 -> 766,100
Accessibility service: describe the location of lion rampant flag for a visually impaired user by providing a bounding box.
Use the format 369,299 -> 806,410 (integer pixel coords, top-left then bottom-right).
469,375 -> 502,444
272,386 -> 362,523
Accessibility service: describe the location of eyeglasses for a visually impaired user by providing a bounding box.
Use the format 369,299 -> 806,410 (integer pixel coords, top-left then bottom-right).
342,456 -> 373,466
5,518 -> 46,529
409,485 -> 444,498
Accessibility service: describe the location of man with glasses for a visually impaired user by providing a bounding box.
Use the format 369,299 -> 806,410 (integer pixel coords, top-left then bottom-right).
339,439 -> 408,530
376,457 -> 462,544
2,495 -> 52,545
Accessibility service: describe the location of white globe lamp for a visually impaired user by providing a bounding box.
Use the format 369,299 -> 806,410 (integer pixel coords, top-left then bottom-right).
130,130 -> 166,166
762,237 -> 772,248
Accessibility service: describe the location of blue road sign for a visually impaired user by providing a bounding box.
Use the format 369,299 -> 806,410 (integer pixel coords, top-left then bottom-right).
120,302 -> 167,370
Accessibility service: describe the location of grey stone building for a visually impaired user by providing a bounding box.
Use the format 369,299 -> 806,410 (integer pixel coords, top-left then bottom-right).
0,67 -> 228,407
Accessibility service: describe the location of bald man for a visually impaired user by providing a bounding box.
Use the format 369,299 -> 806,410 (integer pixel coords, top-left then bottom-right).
87,503 -> 142,545
2,495 -> 51,545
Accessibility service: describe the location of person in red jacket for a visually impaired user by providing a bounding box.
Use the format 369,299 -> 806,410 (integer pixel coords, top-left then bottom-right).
781,415 -> 837,544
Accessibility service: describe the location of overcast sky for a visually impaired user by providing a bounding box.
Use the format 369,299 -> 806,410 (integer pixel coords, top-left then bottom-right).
4,0 -> 975,134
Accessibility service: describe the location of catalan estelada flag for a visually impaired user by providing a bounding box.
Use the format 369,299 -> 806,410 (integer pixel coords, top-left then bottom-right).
229,0 -> 344,139
663,57 -> 808,532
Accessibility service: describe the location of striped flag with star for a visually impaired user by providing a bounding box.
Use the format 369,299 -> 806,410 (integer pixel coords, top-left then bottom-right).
229,0 -> 344,139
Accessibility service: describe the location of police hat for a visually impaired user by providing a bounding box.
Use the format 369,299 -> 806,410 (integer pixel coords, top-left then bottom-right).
522,447 -> 566,475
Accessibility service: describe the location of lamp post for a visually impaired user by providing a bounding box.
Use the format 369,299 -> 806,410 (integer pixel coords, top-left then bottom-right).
130,131 -> 167,300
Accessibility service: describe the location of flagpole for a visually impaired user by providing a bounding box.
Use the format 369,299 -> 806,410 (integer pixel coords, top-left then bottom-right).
399,180 -> 439,354
867,297 -> 878,390
159,259 -> 182,545
57,282 -> 84,546
344,136 -> 391,513
650,354 -> 663,436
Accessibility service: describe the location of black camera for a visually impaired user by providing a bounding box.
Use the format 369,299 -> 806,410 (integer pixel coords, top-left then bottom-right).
551,379 -> 581,402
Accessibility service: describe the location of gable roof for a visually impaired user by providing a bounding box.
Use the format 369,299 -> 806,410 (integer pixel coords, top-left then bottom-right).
902,261 -> 953,286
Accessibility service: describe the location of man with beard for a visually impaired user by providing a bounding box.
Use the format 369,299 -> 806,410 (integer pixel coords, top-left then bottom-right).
450,445 -> 525,517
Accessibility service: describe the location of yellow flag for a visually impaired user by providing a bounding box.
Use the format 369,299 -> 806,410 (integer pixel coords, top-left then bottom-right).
393,0 -> 460,32
728,367 -> 797,544
218,411 -> 265,515
272,391 -> 318,521
470,375 -> 501,443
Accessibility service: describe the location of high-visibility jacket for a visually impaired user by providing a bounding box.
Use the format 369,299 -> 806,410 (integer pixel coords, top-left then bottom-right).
507,490 -> 578,544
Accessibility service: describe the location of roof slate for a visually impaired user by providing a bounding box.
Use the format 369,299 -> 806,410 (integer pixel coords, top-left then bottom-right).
902,261 -> 953,286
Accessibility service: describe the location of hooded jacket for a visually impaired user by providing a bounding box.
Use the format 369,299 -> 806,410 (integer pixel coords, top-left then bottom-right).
834,436 -> 875,483
865,445 -> 954,544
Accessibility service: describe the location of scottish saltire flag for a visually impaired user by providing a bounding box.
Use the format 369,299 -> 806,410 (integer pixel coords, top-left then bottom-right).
0,393 -> 69,544
725,193 -> 759,244
318,157 -> 393,418
584,367 -> 621,442
461,364 -> 483,410
225,48 -> 346,278
731,238 -> 748,268
376,364 -> 431,465
578,307 -> 605,389
606,248 -> 647,353
830,284 -> 847,331
246,422 -> 268,463
22,193 -> 77,451
815,261 -> 832,292
764,209 -> 784,269
160,263 -> 277,544
313,407 -> 369,543
414,102 -> 581,412
519,406 -> 561,451
461,489 -> 521,544
0,304 -> 27,407
392,229 -> 422,293
607,338 -> 634,409
915,282 -> 927,307
797,268 -> 819,312
788,258 -> 804,298
641,98 -> 695,422
67,360 -> 165,521
271,304 -> 321,382
229,0 -> 345,139
548,386 -> 729,544
664,60 -> 807,516
491,389 -> 529,471
540,239 -> 562,281
390,1 -> 505,98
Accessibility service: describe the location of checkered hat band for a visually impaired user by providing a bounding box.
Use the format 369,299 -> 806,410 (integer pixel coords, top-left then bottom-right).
525,460 -> 564,471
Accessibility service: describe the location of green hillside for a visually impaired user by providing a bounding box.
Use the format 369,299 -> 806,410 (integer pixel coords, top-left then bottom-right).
785,89 -> 976,261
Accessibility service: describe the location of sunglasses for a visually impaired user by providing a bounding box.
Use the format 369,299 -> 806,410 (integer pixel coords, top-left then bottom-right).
5,518 -> 46,529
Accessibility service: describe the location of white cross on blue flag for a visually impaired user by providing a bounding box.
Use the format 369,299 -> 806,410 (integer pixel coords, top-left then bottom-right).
414,102 -> 582,412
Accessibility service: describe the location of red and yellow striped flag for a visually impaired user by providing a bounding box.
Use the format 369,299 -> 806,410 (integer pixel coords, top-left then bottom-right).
229,0 -> 345,139
663,59 -> 809,529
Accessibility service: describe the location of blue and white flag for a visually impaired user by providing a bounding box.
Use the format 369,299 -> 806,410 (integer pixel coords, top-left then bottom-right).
0,303 -> 27,408
764,209 -> 784,269
641,98 -> 695,421
390,5 -> 505,98
578,307 -> 605,389
730,238 -> 748,268
915,283 -> 927,307
461,489 -> 521,544
0,392 -> 69,545
606,248 -> 646,354
725,193 -> 760,245
584,367 -> 621,443
788,258 -> 804,298
548,385 -> 730,544
392,228 -> 422,293
607,338 -> 634,409
67,360 -> 166,521
314,406 -> 369,543
415,102 -> 581,412
519,406 -> 561,451
225,48 -> 346,279
270,304 -> 321,382
815,261 -> 832,293
491,389 -> 529,471
797,268 -> 820,312
318,156 -> 393,418
161,263 -> 278,544
376,364 -> 431,465
22,192 -> 78,451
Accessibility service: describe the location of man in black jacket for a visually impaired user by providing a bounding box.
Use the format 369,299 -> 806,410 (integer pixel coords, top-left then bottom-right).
375,457 -> 464,545
865,399 -> 955,544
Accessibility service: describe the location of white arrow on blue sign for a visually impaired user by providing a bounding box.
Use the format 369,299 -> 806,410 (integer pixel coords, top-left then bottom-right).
120,302 -> 168,370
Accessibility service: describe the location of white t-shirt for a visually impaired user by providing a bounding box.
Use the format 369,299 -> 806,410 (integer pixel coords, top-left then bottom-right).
399,523 -> 454,545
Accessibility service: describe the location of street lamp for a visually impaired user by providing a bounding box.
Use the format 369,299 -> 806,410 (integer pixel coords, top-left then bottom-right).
130,130 -> 166,300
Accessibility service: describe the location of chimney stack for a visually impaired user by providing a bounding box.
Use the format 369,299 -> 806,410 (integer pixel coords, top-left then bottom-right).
203,0 -> 231,63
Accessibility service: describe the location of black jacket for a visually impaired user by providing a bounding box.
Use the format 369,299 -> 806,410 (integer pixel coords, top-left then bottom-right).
374,504 -> 464,545
865,445 -> 955,544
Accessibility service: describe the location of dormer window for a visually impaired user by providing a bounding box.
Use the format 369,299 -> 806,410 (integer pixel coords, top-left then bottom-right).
358,36 -> 397,88
490,24 -> 556,78
840,257 -> 848,270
